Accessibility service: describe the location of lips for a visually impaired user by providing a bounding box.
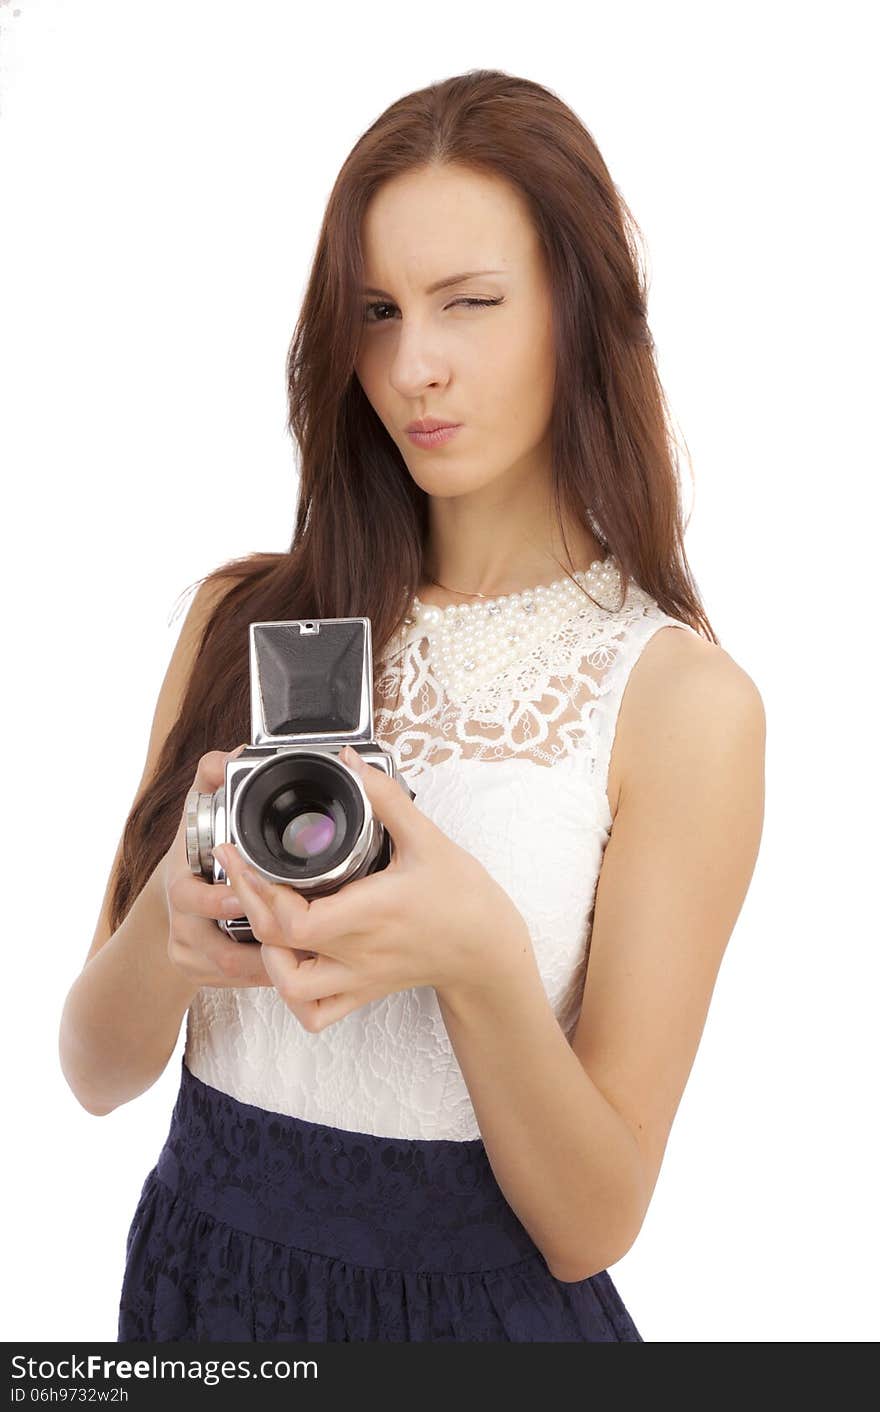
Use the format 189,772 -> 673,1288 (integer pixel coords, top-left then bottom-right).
406,424 -> 462,448
406,418 -> 461,433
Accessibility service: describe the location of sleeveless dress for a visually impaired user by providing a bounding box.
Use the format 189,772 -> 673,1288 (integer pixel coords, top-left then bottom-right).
117,558 -> 697,1342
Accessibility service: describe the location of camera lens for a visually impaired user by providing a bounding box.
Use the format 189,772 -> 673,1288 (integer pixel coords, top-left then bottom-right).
278,805 -> 336,860
232,750 -> 368,884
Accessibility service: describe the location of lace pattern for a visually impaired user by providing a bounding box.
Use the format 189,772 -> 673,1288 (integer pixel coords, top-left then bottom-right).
184,578 -> 696,1140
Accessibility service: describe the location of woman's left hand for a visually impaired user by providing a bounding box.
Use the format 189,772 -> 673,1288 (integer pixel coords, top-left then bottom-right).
212,746 -> 535,1032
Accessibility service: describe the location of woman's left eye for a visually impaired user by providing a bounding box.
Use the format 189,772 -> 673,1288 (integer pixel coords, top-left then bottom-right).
451,298 -> 500,310
362,297 -> 503,324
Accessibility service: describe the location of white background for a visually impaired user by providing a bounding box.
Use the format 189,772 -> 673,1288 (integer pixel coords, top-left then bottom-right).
1,0 -> 877,1344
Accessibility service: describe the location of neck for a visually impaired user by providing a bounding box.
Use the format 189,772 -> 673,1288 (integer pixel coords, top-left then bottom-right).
417,461 -> 604,603
419,534 -> 606,606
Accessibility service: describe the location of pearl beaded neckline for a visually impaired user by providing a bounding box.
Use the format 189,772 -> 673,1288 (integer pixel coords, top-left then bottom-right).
397,554 -> 624,700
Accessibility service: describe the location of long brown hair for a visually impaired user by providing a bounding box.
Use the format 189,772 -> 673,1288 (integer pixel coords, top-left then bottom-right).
108,67 -> 716,933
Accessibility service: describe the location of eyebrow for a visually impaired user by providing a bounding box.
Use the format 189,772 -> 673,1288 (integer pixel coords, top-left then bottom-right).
361,269 -> 506,298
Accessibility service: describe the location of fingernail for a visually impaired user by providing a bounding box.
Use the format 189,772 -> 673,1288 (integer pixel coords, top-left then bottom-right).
222,893 -> 244,914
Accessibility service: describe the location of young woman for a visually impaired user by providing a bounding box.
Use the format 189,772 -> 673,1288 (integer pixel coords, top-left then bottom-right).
60,68 -> 765,1343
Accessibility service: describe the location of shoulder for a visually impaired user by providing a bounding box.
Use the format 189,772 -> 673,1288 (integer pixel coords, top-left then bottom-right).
629,616 -> 763,708
609,618 -> 766,816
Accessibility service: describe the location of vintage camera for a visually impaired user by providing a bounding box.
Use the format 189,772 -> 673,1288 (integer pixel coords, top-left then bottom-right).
185,617 -> 415,943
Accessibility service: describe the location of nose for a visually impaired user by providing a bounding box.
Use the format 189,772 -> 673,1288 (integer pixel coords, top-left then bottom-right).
386,320 -> 451,401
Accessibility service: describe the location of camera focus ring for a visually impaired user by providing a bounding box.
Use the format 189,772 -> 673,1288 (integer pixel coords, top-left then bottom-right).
185,787 -> 215,877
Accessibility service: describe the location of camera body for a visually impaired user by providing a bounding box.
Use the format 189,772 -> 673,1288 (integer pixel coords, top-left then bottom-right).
185,616 -> 415,943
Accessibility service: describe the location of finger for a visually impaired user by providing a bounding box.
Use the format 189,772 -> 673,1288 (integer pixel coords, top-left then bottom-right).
218,937 -> 276,986
175,745 -> 249,865
214,844 -> 312,945
212,855 -> 286,946
339,746 -> 423,857
303,990 -> 368,1031
260,945 -> 375,1031
215,855 -> 387,958
174,746 -> 247,849
168,870 -> 246,923
266,948 -> 355,1005
215,842 -> 384,960
172,922 -> 274,986
292,867 -> 388,957
192,742 -> 248,795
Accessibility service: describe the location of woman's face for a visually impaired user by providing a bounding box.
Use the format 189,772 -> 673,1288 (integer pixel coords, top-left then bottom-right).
353,163 -> 556,502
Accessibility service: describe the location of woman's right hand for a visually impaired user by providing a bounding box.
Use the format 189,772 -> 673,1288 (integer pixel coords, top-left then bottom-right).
161,746 -> 276,989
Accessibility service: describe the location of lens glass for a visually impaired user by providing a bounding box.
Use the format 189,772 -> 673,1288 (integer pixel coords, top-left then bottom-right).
275,799 -> 337,860
234,750 -> 366,882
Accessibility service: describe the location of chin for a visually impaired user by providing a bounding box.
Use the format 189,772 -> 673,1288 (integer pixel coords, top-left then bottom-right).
405,462 -> 502,499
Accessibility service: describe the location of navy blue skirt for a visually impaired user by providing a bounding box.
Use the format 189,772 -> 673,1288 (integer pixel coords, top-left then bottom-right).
117,1056 -> 643,1342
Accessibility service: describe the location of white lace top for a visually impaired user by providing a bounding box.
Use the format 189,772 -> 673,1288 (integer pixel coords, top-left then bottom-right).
183,564 -> 698,1140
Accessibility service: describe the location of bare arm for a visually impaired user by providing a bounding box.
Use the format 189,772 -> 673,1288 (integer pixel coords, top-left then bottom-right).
58,575 -> 231,1116
438,630 -> 766,1280
58,862 -> 200,1115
